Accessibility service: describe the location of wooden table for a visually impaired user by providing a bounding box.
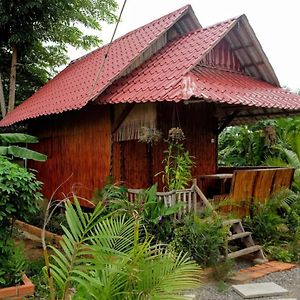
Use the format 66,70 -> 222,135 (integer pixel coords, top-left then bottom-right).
199,173 -> 233,194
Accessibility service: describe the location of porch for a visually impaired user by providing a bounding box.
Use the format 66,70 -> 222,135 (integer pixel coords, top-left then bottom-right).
128,166 -> 295,218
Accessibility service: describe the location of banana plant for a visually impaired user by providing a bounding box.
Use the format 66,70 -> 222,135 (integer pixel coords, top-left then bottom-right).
48,197 -> 201,299
0,132 -> 47,161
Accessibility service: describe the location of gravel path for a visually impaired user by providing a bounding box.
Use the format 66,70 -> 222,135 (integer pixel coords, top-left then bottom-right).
193,266 -> 300,300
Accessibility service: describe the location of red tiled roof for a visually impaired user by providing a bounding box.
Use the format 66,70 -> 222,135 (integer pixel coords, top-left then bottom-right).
185,66 -> 300,109
98,18 -> 238,104
1,6 -> 300,127
0,5 -> 191,126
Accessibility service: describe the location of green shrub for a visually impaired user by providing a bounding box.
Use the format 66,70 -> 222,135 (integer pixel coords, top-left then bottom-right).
170,214 -> 227,267
244,204 -> 283,244
264,245 -> 294,262
0,244 -> 27,287
244,189 -> 300,262
0,156 -> 43,287
99,184 -> 183,243
46,198 -> 201,299
26,258 -> 49,299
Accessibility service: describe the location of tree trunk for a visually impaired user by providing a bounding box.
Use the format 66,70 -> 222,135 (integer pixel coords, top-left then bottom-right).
8,44 -> 17,113
0,72 -> 6,118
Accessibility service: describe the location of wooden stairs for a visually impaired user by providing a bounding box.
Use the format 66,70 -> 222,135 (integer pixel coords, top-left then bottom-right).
223,219 -> 267,261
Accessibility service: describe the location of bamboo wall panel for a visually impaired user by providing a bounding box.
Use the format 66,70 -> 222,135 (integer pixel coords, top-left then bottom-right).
155,102 -> 218,190
112,102 -> 218,190
28,105 -> 111,201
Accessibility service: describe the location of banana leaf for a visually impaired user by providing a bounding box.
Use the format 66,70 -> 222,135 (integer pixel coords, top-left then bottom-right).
0,145 -> 47,161
0,133 -> 38,144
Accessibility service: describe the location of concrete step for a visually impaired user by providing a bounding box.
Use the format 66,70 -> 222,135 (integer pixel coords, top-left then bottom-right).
228,231 -> 252,241
228,245 -> 262,259
232,282 -> 288,298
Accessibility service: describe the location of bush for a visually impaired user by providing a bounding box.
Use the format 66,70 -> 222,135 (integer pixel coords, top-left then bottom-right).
244,203 -> 283,244
0,245 -> 27,287
170,213 -> 227,267
0,156 -> 43,287
46,198 -> 201,299
97,184 -> 183,243
244,189 -> 300,262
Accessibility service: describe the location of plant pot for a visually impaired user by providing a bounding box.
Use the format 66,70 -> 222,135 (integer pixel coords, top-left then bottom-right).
0,274 -> 34,299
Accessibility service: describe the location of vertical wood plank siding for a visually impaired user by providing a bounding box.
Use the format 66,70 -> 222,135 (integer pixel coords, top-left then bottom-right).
28,102 -> 217,203
113,102 -> 218,190
28,105 -> 111,200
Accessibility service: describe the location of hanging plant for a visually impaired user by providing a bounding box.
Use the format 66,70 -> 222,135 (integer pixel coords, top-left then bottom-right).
138,126 -> 162,144
168,127 -> 185,143
156,127 -> 195,191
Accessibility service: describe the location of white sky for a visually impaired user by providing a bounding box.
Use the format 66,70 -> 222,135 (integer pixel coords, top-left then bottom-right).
69,0 -> 300,90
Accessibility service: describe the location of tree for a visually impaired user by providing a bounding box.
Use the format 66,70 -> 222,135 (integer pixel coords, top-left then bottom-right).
0,0 -> 118,117
218,120 -> 277,166
270,119 -> 300,188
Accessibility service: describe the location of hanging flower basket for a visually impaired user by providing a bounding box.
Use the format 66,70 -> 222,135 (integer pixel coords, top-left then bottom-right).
0,274 -> 34,299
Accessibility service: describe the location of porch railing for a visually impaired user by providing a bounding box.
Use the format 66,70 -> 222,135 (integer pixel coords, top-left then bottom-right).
127,179 -> 215,219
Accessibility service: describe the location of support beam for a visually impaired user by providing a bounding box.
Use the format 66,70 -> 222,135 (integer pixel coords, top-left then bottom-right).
217,110 -> 239,134
112,103 -> 135,134
232,44 -> 254,51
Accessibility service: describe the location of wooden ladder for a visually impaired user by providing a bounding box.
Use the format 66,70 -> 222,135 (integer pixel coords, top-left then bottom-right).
223,219 -> 267,262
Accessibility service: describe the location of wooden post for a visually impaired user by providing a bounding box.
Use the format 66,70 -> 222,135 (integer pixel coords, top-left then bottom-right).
193,183 -> 217,216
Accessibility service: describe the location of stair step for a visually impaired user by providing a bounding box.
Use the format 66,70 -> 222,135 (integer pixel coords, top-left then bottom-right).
228,245 -> 262,259
228,231 -> 252,241
223,219 -> 241,226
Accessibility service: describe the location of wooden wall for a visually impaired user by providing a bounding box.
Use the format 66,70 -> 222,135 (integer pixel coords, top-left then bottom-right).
28,102 -> 217,204
28,105 -> 111,202
112,102 -> 218,190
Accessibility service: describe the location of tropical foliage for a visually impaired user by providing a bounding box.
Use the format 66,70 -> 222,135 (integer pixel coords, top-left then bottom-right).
218,120 -> 278,166
170,213 -> 227,267
157,128 -> 194,191
244,189 -> 300,262
47,198 -> 201,300
218,116 -> 300,169
94,184 -> 183,243
266,131 -> 300,192
0,132 -> 47,161
0,156 -> 43,287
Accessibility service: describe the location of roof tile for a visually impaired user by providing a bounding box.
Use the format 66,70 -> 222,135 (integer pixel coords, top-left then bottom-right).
0,5 -> 191,126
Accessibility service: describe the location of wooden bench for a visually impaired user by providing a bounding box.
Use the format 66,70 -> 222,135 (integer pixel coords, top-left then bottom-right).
215,167 -> 295,217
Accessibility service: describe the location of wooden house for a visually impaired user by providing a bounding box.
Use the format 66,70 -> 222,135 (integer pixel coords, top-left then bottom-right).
1,5 -> 300,205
